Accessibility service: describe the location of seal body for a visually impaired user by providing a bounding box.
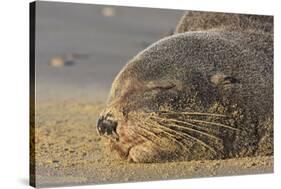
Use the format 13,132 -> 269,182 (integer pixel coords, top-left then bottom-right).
97,11 -> 273,163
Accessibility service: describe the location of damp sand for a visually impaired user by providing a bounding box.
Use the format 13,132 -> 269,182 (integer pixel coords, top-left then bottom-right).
33,100 -> 273,187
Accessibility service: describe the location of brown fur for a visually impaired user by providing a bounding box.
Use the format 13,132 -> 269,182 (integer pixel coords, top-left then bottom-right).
97,11 -> 273,163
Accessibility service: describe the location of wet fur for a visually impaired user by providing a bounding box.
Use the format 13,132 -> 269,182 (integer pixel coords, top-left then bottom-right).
99,11 -> 273,163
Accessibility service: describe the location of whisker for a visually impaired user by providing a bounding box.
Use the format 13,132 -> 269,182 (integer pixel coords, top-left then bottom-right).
152,116 -> 205,128
144,120 -> 191,151
134,122 -> 163,142
156,111 -> 227,117
164,122 -> 221,141
189,119 -> 240,131
145,120 -> 184,139
146,119 -> 216,154
149,116 -> 221,140
135,132 -> 160,146
179,131 -> 217,154
150,115 -> 238,132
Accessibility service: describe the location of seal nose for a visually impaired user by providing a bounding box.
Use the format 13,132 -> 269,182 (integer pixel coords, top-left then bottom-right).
97,116 -> 118,140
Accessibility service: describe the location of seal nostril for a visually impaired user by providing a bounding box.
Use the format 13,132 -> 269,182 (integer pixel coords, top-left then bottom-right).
97,116 -> 118,138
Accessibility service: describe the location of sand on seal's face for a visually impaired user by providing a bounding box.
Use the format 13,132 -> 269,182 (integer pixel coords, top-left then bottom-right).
34,100 -> 273,187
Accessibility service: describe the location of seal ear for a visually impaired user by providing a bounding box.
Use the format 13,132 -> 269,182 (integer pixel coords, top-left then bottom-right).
210,72 -> 240,86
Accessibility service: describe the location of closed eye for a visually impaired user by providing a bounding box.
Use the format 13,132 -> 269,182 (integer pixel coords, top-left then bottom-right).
145,84 -> 176,91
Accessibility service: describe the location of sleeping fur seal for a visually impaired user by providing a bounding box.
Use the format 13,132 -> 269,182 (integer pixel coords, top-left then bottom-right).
97,11 -> 273,163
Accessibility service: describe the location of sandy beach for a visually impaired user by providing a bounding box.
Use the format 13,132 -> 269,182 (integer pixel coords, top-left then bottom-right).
34,100 -> 273,187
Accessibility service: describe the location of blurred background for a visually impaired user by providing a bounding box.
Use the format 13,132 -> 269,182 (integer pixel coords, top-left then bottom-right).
35,1 -> 183,101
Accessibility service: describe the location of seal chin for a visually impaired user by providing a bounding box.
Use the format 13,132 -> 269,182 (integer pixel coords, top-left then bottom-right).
97,115 -> 119,141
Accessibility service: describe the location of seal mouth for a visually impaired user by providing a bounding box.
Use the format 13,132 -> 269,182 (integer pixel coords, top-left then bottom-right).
97,115 -> 119,141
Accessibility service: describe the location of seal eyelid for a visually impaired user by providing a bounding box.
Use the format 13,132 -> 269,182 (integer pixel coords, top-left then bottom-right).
146,84 -> 176,91
144,80 -> 181,92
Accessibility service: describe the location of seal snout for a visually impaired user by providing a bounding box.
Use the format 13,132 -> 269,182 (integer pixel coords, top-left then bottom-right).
97,114 -> 119,141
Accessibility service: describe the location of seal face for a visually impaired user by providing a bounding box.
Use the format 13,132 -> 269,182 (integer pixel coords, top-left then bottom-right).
97,12 -> 273,163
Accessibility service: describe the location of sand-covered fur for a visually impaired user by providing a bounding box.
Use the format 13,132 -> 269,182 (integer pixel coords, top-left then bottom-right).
98,11 -> 273,163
